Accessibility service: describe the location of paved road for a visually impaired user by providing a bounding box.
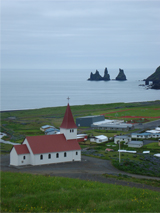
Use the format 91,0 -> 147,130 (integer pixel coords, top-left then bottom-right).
1,154 -> 160,192
134,119 -> 160,130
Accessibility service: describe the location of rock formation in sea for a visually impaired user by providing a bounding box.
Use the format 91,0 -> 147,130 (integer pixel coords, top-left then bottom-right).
103,67 -> 110,81
144,66 -> 160,89
115,69 -> 127,81
88,70 -> 103,81
88,67 -> 110,81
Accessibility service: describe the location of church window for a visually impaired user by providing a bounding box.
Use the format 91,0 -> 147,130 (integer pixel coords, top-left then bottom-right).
76,152 -> 78,155
64,152 -> 67,157
48,154 -> 51,159
40,155 -> 43,160
56,153 -> 59,158
23,156 -> 25,160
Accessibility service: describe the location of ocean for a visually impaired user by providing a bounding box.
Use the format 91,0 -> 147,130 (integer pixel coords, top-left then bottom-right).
1,68 -> 159,111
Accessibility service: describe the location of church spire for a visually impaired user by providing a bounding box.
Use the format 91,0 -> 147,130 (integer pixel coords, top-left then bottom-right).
60,103 -> 77,129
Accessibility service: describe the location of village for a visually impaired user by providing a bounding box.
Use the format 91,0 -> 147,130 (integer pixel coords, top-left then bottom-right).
2,102 -> 158,167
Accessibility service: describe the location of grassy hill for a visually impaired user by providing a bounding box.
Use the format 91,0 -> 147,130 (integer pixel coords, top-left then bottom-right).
1,172 -> 160,212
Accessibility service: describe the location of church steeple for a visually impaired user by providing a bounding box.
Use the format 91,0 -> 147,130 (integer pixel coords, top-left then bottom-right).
60,104 -> 77,129
60,103 -> 77,140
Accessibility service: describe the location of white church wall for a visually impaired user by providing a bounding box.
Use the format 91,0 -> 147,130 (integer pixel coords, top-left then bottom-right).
23,139 -> 35,165
10,148 -> 31,166
33,150 -> 81,165
72,150 -> 81,161
10,147 -> 18,166
17,154 -> 31,166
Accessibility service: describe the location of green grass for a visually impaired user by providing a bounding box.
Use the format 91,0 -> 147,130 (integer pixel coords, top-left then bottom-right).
0,143 -> 13,155
1,172 -> 160,212
144,142 -> 160,150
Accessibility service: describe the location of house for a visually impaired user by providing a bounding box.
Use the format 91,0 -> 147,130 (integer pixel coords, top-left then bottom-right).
151,133 -> 160,138
91,120 -> 133,131
90,135 -> 108,143
128,141 -> 143,148
40,125 -> 55,132
114,135 -> 131,144
10,104 -> 81,166
131,132 -> 152,139
77,134 -> 88,142
45,128 -> 60,135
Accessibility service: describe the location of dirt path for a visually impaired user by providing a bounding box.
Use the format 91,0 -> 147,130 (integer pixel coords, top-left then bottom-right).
1,154 -> 160,192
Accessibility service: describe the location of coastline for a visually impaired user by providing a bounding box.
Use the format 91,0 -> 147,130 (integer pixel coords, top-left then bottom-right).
1,100 -> 160,113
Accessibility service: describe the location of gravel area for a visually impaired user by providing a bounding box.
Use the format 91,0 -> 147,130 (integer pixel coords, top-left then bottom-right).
1,154 -> 160,192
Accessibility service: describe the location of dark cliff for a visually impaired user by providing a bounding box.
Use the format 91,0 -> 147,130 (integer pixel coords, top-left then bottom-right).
145,66 -> 160,89
115,69 -> 127,81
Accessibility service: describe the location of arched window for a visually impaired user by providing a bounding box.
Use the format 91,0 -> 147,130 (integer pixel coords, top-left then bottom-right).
48,154 -> 51,159
56,153 -> 59,158
76,152 -> 78,155
64,152 -> 67,157
23,156 -> 25,160
40,155 -> 43,160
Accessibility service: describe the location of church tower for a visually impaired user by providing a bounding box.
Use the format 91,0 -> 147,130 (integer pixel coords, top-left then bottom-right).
60,104 -> 77,140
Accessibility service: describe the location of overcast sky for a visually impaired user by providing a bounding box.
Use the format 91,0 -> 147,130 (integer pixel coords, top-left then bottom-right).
1,0 -> 160,70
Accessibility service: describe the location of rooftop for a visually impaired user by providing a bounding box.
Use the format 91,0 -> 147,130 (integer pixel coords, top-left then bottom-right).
26,134 -> 81,154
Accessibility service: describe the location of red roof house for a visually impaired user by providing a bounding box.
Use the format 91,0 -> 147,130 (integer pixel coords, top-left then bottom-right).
10,104 -> 81,166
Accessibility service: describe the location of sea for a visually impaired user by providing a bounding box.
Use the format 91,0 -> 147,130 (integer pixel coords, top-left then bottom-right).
1,68 -> 159,111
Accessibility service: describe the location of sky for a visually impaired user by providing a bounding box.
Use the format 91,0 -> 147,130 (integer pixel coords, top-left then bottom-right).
1,0 -> 160,70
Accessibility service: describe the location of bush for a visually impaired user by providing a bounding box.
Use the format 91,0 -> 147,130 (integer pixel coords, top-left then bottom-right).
112,154 -> 160,177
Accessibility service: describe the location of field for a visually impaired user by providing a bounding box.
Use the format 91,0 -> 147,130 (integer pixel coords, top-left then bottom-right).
1,172 -> 160,213
1,100 -> 160,145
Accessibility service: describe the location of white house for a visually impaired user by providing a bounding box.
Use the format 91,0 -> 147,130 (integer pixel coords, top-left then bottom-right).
114,135 -> 131,145
128,141 -> 143,148
10,104 -> 81,166
131,132 -> 152,139
90,135 -> 108,143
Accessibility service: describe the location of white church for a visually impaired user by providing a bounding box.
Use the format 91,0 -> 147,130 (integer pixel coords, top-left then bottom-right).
10,104 -> 81,166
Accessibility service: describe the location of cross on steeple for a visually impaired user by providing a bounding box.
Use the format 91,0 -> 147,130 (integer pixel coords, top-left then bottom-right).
67,97 -> 70,103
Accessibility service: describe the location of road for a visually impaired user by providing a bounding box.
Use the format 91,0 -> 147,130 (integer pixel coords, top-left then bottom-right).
134,119 -> 160,130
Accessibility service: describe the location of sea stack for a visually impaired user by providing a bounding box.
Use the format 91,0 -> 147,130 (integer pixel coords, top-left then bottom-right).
88,67 -> 110,81
103,67 -> 110,81
115,69 -> 127,81
88,70 -> 103,81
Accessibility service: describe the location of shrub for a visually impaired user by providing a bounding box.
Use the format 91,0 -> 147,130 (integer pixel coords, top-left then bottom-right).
112,154 -> 160,177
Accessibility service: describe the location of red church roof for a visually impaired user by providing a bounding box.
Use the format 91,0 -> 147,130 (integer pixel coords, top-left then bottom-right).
14,144 -> 30,155
26,134 -> 81,154
60,104 -> 77,129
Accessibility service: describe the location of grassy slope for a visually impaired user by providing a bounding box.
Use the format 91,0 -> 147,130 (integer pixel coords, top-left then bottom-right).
1,172 -> 160,213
